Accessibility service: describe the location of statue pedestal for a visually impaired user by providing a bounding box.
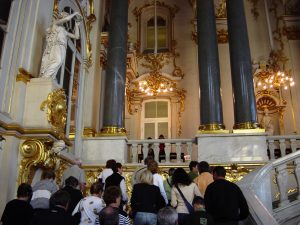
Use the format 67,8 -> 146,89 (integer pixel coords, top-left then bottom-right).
23,78 -> 60,127
196,133 -> 268,164
82,137 -> 128,164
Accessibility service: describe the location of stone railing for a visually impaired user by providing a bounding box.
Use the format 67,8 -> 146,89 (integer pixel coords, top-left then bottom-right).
127,139 -> 196,164
266,135 -> 300,160
238,150 -> 300,225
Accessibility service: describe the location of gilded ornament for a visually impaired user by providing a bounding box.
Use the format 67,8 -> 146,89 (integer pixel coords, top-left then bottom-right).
18,138 -> 73,186
16,68 -> 33,84
217,29 -> 228,43
18,139 -> 57,184
215,0 -> 227,18
99,126 -> 127,136
247,0 -> 260,19
40,89 -> 67,139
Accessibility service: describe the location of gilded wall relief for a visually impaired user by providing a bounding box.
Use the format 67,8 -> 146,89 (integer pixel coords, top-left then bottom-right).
40,89 -> 67,139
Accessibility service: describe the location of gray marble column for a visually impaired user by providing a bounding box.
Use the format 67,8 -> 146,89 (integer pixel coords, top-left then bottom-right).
197,0 -> 225,131
101,0 -> 128,135
226,0 -> 258,129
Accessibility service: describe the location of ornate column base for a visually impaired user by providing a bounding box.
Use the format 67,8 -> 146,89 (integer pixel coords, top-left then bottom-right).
98,126 -> 126,136
198,123 -> 229,134
233,122 -> 265,133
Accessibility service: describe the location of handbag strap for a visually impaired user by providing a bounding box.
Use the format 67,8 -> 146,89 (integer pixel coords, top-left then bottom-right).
175,185 -> 193,212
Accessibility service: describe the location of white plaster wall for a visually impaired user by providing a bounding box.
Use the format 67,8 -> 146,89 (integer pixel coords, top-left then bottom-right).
83,0 -> 104,130
0,136 -> 21,216
0,0 -> 54,123
174,0 -> 200,138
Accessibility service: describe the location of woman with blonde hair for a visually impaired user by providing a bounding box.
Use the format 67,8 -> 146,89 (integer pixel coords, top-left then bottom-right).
131,170 -> 165,225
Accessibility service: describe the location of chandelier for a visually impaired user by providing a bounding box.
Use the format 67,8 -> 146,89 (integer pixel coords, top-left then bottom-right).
139,71 -> 175,96
256,69 -> 295,90
254,50 -> 295,92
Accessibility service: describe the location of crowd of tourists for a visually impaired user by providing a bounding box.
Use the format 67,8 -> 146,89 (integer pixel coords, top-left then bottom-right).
0,157 -> 249,225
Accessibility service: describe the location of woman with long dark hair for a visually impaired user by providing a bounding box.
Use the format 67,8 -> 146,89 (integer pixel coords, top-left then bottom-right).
171,168 -> 201,225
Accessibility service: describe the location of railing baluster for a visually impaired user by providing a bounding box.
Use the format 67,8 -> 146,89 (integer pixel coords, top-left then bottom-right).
154,143 -> 159,162
294,158 -> 300,200
276,164 -> 290,207
279,139 -> 286,157
290,139 -> 298,153
142,143 -> 149,161
165,143 -> 171,163
176,142 -> 182,163
268,140 -> 276,160
187,142 -> 192,159
131,143 -> 138,163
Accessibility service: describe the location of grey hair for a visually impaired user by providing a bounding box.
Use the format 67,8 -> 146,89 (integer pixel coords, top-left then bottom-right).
157,207 -> 178,225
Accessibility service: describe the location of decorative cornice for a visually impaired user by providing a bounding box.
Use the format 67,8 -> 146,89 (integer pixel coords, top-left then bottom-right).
0,120 -> 72,146
16,68 -> 33,84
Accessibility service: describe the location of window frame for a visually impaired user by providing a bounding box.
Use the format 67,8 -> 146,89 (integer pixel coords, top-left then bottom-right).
141,99 -> 171,139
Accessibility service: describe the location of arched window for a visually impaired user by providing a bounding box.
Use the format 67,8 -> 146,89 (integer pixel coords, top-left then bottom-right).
134,3 -> 178,54
145,16 -> 167,53
56,6 -> 84,138
141,100 -> 171,139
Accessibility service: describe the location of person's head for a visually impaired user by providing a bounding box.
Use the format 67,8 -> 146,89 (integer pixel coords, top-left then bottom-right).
140,169 -> 153,185
197,161 -> 210,174
157,206 -> 178,225
106,159 -> 116,169
41,169 -> 55,180
17,183 -> 32,201
112,162 -> 123,174
49,190 -> 70,210
192,196 -> 205,211
212,166 -> 226,180
99,206 -> 119,225
159,134 -> 165,139
168,168 -> 175,177
189,161 -> 198,173
144,156 -> 154,166
172,168 -> 192,186
90,181 -> 103,196
65,176 -> 79,189
103,186 -> 121,207
148,160 -> 158,174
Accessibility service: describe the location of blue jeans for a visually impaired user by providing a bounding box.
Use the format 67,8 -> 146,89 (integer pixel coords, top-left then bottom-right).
134,212 -> 157,225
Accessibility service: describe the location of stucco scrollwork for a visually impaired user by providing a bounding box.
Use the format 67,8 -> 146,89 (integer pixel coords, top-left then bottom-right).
18,139 -> 57,184
40,89 -> 67,139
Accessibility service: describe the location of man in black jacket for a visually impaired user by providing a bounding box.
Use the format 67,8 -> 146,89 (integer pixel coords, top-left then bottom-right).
204,166 -> 249,225
30,190 -> 76,225
105,162 -> 128,208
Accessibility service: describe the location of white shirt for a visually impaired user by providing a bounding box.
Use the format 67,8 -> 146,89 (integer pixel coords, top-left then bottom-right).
73,196 -> 104,225
153,173 -> 168,204
98,168 -> 113,183
120,178 -> 128,202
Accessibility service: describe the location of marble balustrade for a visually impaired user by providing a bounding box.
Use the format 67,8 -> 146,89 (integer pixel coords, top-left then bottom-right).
127,139 -> 195,164
266,135 -> 300,160
238,150 -> 300,225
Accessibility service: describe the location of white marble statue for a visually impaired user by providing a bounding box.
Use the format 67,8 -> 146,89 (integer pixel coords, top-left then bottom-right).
40,12 -> 82,79
260,108 -> 274,135
51,140 -> 67,154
